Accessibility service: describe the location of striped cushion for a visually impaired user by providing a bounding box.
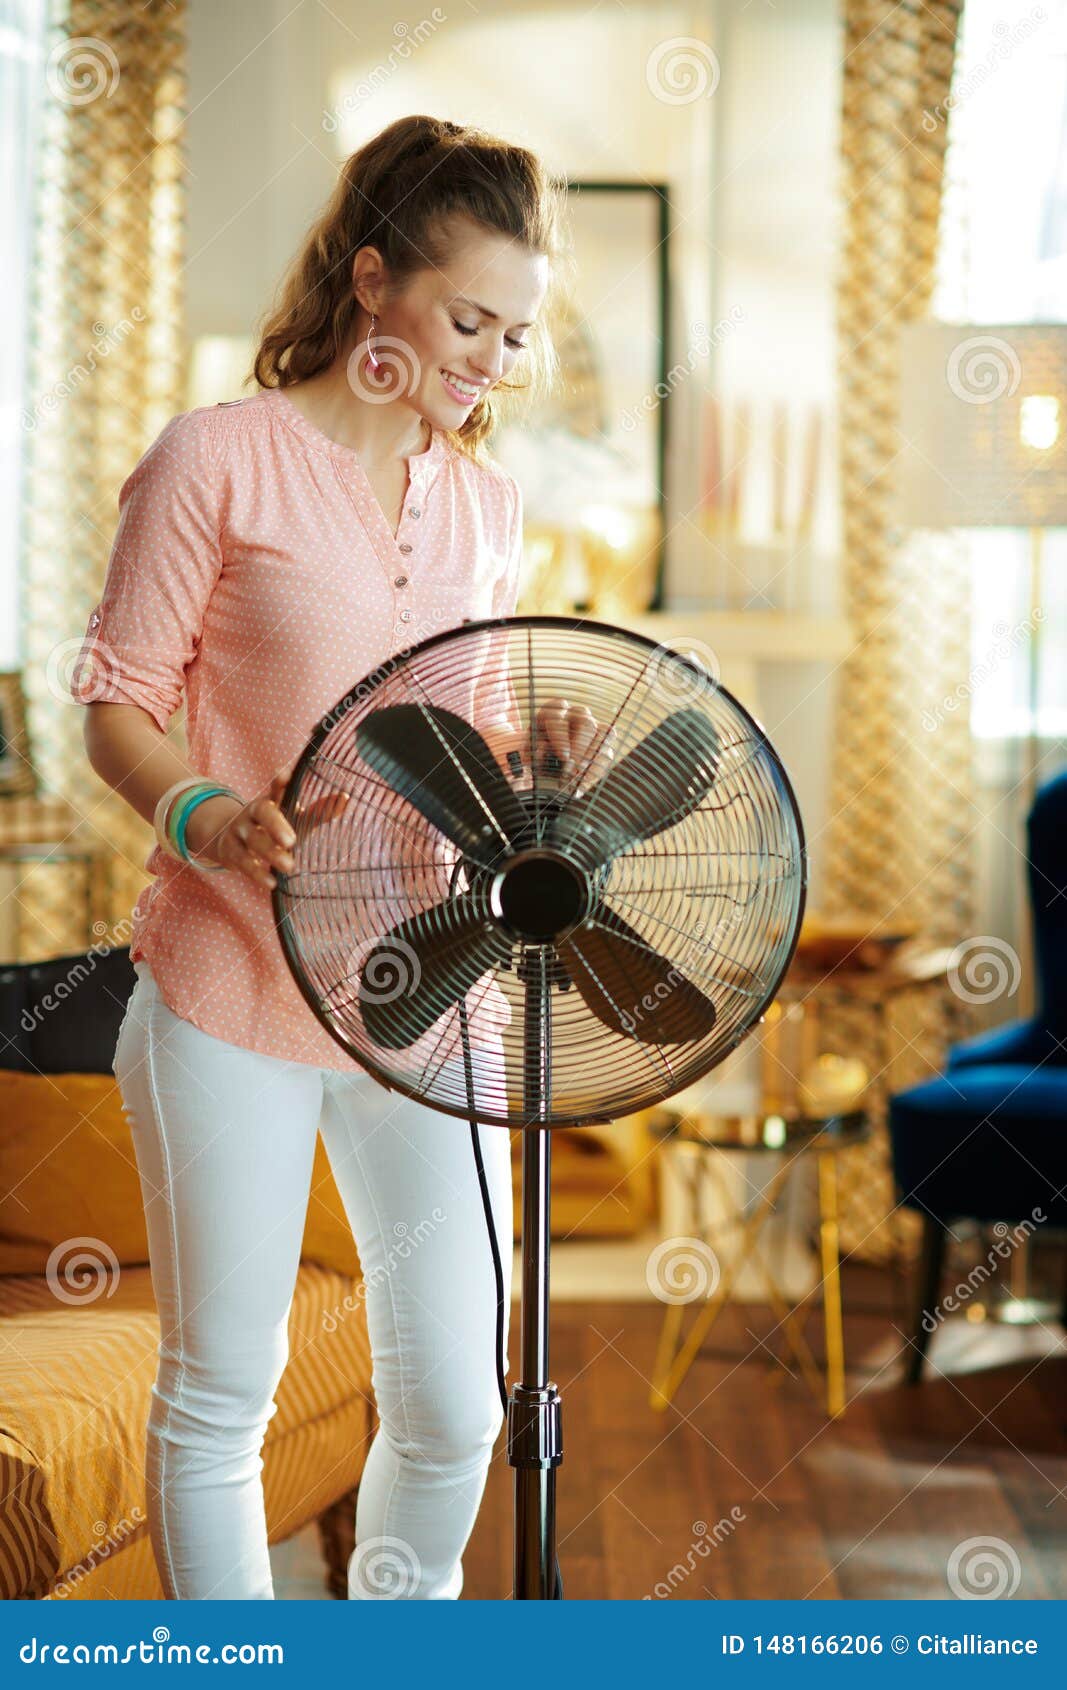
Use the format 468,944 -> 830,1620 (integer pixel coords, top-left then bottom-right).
0,1262 -> 373,1600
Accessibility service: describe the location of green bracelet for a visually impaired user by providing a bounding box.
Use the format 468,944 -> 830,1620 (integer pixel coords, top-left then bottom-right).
170,783 -> 238,863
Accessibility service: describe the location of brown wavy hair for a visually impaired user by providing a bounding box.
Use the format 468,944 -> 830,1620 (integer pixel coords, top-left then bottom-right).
250,114 -> 571,464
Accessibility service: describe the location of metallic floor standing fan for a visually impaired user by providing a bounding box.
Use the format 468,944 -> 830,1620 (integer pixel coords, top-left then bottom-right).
273,615 -> 806,1600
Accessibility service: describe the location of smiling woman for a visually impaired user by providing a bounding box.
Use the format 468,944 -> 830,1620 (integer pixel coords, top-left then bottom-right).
66,111 -> 579,1607
252,113 -> 570,467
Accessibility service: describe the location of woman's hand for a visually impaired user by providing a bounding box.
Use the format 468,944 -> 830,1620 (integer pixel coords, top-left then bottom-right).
486,699 -> 617,794
183,760 -> 350,888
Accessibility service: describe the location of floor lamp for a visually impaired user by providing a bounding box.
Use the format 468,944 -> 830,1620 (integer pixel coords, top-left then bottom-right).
895,321 -> 1067,1322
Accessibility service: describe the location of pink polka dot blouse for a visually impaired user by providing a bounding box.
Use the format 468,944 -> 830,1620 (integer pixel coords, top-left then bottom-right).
70,387 -> 524,1072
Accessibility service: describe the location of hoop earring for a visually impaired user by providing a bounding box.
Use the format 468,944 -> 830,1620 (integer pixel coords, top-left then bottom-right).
366,312 -> 384,380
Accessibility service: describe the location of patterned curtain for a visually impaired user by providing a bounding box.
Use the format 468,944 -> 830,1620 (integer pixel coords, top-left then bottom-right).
14,0 -> 186,953
824,0 -> 973,1257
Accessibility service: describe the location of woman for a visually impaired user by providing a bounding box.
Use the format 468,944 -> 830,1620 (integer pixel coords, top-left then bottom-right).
71,114 -> 610,1601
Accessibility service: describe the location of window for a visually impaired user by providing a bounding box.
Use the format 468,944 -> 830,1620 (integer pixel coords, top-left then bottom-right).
1,0 -> 47,668
935,0 -> 1067,745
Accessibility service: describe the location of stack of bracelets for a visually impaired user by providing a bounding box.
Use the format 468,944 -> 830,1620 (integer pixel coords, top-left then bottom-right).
154,777 -> 244,874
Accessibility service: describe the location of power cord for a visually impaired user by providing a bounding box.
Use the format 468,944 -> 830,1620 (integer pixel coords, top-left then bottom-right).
459,996 -> 564,1599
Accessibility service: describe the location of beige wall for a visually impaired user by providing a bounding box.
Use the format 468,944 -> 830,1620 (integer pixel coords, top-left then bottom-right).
185,0 -> 843,899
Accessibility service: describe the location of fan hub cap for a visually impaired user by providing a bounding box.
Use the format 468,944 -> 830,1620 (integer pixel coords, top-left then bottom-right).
489,849 -> 591,942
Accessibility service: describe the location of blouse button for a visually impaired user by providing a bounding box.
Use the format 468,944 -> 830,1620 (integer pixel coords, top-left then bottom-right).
394,575 -> 409,588
398,542 -> 413,554
88,612 -> 101,629
410,508 -> 421,519
399,609 -> 414,622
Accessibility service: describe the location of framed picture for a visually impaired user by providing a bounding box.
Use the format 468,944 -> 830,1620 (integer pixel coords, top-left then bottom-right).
0,672 -> 36,798
491,181 -> 671,613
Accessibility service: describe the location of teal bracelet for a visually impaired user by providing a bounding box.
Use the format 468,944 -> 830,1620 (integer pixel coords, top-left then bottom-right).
171,783 -> 238,862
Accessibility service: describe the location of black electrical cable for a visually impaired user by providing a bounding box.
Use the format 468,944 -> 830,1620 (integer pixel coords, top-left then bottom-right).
459,996 -> 563,1599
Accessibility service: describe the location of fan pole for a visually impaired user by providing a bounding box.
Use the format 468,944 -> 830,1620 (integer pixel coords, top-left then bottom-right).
508,954 -> 563,1599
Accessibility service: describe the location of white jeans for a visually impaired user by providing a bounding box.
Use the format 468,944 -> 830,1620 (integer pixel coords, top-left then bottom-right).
113,959 -> 514,1600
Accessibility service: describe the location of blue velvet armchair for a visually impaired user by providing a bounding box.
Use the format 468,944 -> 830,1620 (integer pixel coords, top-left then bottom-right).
889,767 -> 1067,1382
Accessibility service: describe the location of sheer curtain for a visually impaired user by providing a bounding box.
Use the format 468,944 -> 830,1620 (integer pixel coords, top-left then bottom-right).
935,0 -> 1067,980
0,0 -> 47,669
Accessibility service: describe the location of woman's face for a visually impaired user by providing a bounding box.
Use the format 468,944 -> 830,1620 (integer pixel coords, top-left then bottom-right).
357,220 -> 550,424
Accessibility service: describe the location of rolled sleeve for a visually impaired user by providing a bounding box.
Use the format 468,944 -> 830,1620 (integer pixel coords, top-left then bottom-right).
69,410 -> 224,735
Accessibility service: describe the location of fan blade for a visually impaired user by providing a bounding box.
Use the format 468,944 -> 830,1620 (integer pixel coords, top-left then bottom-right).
557,709 -> 720,867
356,704 -> 528,865
357,894 -> 515,1049
557,902 -> 718,1044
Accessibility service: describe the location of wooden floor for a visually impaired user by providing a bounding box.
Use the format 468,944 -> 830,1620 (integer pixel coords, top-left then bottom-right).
458,1265 -> 1067,1600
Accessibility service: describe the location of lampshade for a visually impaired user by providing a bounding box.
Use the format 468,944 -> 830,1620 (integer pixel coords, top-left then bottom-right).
895,323 -> 1067,528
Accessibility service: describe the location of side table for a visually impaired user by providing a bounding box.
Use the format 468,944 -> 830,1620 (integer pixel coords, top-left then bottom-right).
648,1108 -> 870,1419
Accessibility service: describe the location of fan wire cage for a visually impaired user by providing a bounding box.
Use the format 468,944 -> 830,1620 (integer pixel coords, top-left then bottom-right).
274,616 -> 807,1132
